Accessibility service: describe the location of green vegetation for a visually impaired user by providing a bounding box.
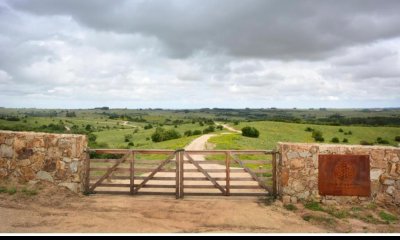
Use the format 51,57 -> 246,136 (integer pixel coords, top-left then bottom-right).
151,127 -> 181,142
395,136 -> 400,142
241,126 -> 260,138
21,187 -> 38,196
311,130 -> 324,142
284,204 -> 298,211
0,186 -> 17,195
379,211 -> 398,223
331,137 -> 340,143
304,201 -> 324,211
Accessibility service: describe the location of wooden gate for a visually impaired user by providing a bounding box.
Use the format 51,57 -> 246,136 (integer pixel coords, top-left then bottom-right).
85,149 -> 277,198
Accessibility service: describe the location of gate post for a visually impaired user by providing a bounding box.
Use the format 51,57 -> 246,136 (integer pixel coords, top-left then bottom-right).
272,151 -> 277,198
84,148 -> 91,194
175,150 -> 180,199
225,152 -> 231,196
180,150 -> 184,199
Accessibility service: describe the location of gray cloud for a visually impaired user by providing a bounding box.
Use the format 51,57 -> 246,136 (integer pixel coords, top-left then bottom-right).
0,0 -> 399,108
7,0 -> 400,60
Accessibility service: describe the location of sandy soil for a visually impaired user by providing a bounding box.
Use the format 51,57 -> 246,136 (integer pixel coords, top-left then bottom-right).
0,184 -> 326,233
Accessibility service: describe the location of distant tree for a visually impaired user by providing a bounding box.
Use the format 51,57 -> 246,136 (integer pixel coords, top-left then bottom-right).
151,127 -> 181,142
144,124 -> 153,130
360,140 -> 373,146
192,130 -> 202,135
184,130 -> 193,137
216,125 -> 223,130
203,126 -> 215,134
312,130 -> 324,142
241,126 -> 260,138
233,120 -> 240,125
331,137 -> 340,143
305,127 -> 314,132
338,128 -> 344,133
66,111 -> 77,117
342,138 -> 348,143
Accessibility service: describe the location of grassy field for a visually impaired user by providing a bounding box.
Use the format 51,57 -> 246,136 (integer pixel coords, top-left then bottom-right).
209,121 -> 400,150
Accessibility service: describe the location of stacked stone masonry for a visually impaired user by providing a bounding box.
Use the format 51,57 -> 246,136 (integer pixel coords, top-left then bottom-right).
278,142 -> 400,207
0,131 -> 87,193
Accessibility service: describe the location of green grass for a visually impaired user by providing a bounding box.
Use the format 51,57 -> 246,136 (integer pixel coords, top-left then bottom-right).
304,201 -> 324,211
379,211 -> 398,223
208,121 -> 400,150
0,186 -> 17,195
284,204 -> 298,211
21,187 -> 38,196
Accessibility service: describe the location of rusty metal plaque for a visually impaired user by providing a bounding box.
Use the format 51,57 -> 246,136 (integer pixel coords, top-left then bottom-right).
318,155 -> 370,196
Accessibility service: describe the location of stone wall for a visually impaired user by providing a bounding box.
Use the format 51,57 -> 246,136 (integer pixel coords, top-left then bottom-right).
278,142 -> 400,206
0,131 -> 87,193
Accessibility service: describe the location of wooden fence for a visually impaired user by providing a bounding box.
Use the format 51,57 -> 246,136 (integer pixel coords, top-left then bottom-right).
85,149 -> 278,198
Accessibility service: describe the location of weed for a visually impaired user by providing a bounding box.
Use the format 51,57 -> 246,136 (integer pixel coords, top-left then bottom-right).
302,214 -> 336,225
21,187 -> 38,196
304,201 -> 324,211
379,211 -> 398,223
7,187 -> 17,195
325,207 -> 349,219
284,204 -> 298,211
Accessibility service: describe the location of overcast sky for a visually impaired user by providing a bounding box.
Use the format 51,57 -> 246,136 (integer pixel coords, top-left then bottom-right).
0,0 -> 399,109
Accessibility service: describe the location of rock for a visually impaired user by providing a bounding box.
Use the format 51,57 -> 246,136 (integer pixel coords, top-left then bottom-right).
383,179 -> 395,186
70,161 -> 79,173
386,186 -> 395,196
370,150 -> 387,168
299,151 -> 311,158
58,183 -> 79,193
28,180 -> 38,185
282,196 -> 291,204
17,159 -> 31,167
13,138 -> 26,152
290,197 -> 298,203
389,163 -> 398,176
0,144 -> 14,158
322,199 -> 337,205
63,157 -> 71,163
297,191 -> 310,199
394,192 -> 400,205
370,169 -> 383,180
290,158 -> 304,169
287,151 -> 299,160
292,181 -> 305,192
280,168 -> 289,186
36,171 -> 54,182
5,138 -> 13,145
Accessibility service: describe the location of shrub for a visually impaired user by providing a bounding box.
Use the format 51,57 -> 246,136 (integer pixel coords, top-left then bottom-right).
312,130 -> 324,142
395,136 -> 400,142
305,127 -> 314,132
203,125 -> 215,134
233,120 -> 239,125
151,127 -> 181,142
331,137 -> 340,143
342,138 -> 348,143
376,137 -> 389,144
88,133 -> 97,143
216,125 -> 223,130
128,142 -> 134,147
360,140 -> 373,146
124,134 -> 133,142
184,130 -> 193,137
241,126 -> 260,138
338,128 -> 344,132
192,130 -> 202,135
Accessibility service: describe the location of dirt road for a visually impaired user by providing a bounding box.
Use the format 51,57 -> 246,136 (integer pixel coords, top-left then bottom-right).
217,123 -> 242,134
0,191 -> 325,233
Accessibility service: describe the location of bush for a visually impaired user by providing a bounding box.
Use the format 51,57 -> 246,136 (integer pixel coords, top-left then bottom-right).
128,142 -> 134,147
241,126 -> 260,138
338,128 -> 344,132
376,137 -> 389,144
203,125 -> 215,134
312,130 -> 324,142
342,138 -> 348,143
395,136 -> 400,142
360,140 -> 373,146
124,134 -> 133,142
192,130 -> 202,135
305,127 -> 314,132
233,120 -> 239,125
216,125 -> 223,130
184,130 -> 193,137
331,137 -> 340,143
88,133 -> 97,143
144,124 -> 153,130
151,127 -> 181,142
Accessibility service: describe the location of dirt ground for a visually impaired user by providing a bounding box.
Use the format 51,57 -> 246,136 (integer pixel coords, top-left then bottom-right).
1,182 -> 399,234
